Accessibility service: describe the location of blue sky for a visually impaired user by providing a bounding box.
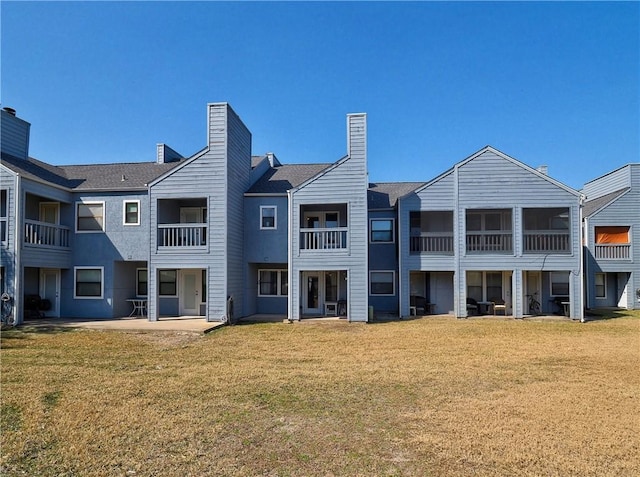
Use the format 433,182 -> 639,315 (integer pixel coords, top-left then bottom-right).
1,1 -> 638,190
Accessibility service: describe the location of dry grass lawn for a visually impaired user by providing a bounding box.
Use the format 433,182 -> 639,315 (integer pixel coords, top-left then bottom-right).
1,311 -> 639,476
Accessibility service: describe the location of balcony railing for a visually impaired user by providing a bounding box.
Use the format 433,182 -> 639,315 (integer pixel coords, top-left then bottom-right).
523,231 -> 570,253
466,231 -> 513,253
595,243 -> 631,260
300,227 -> 348,250
158,224 -> 207,248
24,220 -> 70,248
410,233 -> 454,254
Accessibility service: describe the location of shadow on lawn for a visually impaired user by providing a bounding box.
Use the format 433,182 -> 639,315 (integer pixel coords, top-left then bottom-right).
584,308 -> 638,322
1,323 -> 76,349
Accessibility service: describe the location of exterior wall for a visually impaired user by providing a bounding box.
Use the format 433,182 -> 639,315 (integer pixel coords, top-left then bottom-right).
62,190 -> 149,318
289,114 -> 369,321
368,209 -> 399,314
148,103 -> 251,321
225,107 -> 253,320
1,109 -> 30,160
244,196 -> 288,263
583,165 -> 632,200
0,167 -> 17,313
584,165 -> 639,309
399,149 -> 583,319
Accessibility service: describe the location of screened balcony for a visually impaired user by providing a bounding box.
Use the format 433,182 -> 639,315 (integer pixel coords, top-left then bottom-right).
299,204 -> 348,251
523,208 -> 570,254
466,209 -> 513,253
409,211 -> 454,254
157,198 -> 207,249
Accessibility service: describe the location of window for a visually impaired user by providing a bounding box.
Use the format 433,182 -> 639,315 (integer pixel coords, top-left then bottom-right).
123,200 -> 140,225
202,270 -> 207,303
550,271 -> 570,296
76,202 -> 104,232
0,190 -> 7,242
595,273 -> 606,299
74,267 -> 104,299
467,271 -> 483,302
258,270 -> 288,296
370,271 -> 395,295
136,268 -> 148,296
159,270 -> 177,296
370,219 -> 394,243
260,206 -> 277,229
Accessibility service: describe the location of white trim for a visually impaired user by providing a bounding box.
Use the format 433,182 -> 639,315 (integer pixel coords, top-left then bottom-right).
260,205 -> 277,230
369,218 -> 395,244
369,270 -> 396,296
75,201 -> 105,233
74,266 -> 104,299
123,200 -> 141,226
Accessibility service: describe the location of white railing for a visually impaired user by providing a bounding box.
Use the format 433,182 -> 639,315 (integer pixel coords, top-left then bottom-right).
300,227 -> 348,250
158,224 -> 207,248
595,244 -> 630,260
24,220 -> 70,248
466,231 -> 513,253
523,231 -> 570,253
410,233 -> 454,254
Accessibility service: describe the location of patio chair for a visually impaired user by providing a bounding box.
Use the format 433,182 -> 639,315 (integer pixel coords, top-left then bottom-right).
466,298 -> 479,316
491,298 -> 507,316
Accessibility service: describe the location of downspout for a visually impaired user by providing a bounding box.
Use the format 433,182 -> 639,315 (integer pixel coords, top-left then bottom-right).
14,174 -> 22,325
287,189 -> 293,322
453,164 -> 461,318
579,195 -> 586,322
397,199 -> 403,318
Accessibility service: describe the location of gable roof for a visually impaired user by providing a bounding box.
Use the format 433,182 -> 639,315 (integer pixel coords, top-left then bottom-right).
368,182 -> 424,209
1,152 -> 184,191
411,146 -> 582,197
245,163 -> 332,194
582,187 -> 630,218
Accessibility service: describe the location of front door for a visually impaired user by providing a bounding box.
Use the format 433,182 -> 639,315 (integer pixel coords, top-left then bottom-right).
303,272 -> 322,315
180,270 -> 200,316
40,269 -> 60,317
39,202 -> 59,224
617,273 -> 629,308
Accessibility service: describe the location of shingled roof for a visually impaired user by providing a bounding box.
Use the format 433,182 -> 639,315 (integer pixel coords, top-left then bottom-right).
368,182 -> 424,209
1,153 -> 184,191
582,187 -> 629,218
246,164 -> 332,194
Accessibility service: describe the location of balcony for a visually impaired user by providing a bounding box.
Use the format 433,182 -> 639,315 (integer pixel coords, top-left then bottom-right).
24,220 -> 70,248
523,231 -> 570,253
595,243 -> 630,260
466,231 -> 513,253
300,227 -> 348,251
410,233 -> 454,254
158,224 -> 207,249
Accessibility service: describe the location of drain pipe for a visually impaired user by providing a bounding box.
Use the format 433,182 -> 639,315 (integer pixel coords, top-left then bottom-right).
14,174 -> 23,325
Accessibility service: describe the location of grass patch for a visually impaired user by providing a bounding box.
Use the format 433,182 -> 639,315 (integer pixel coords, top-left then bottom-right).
1,312 -> 639,476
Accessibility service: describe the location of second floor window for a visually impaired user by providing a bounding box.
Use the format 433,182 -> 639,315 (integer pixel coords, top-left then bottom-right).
260,206 -> 277,229
370,219 -> 394,243
124,200 -> 140,225
76,202 -> 104,232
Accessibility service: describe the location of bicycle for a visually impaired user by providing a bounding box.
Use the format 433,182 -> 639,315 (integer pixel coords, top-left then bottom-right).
526,292 -> 541,315
1,292 -> 16,327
